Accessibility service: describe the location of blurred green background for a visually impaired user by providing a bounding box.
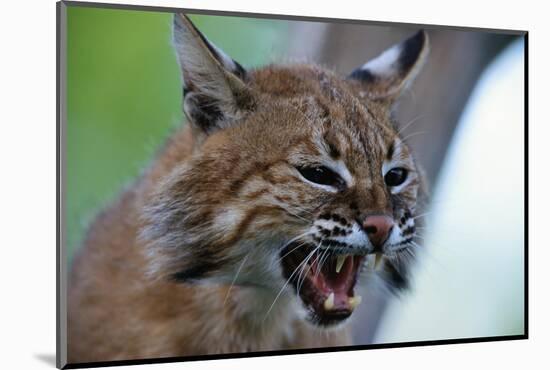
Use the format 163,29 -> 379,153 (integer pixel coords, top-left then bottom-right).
66,7 -> 290,260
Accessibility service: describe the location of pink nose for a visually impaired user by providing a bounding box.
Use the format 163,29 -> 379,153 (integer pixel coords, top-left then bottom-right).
362,215 -> 394,248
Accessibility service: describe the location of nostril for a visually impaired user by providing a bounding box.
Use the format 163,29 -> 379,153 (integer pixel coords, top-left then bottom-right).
364,225 -> 378,235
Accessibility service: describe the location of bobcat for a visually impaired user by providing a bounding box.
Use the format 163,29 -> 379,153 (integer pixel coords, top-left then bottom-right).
67,13 -> 428,363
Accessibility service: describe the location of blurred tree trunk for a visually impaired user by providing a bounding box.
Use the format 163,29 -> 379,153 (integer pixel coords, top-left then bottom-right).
287,20 -> 516,344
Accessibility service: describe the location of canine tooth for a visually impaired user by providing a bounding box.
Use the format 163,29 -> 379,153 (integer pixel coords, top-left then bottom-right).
335,255 -> 347,273
348,295 -> 362,310
323,292 -> 335,311
374,253 -> 383,270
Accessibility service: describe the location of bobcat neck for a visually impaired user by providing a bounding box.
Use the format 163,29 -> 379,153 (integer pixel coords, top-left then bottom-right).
138,127 -> 304,336
67,125 -> 351,362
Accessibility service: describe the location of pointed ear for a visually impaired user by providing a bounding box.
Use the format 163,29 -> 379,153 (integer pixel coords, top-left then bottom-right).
348,30 -> 429,101
173,14 -> 254,135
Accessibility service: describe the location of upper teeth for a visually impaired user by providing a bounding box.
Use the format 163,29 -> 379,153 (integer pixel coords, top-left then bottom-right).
335,255 -> 347,273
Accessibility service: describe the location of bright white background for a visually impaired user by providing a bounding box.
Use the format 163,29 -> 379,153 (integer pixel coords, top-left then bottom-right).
378,39 -> 525,342
0,0 -> 546,369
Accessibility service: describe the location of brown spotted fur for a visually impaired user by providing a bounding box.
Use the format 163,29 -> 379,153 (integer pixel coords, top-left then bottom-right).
67,15 -> 428,363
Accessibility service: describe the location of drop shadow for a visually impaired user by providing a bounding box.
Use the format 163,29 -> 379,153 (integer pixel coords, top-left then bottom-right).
34,353 -> 57,367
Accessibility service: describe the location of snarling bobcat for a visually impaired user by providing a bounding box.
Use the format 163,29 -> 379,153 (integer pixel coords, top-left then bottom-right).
67,13 -> 429,363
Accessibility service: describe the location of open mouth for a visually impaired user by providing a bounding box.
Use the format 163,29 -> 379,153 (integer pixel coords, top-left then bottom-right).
280,243 -> 367,326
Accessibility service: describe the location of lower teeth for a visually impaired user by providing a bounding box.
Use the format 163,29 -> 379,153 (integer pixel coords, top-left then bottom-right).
322,293 -> 363,311
323,292 -> 335,310
348,295 -> 362,310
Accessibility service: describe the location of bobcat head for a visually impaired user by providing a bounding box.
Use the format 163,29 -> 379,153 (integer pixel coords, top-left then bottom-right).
142,14 -> 429,327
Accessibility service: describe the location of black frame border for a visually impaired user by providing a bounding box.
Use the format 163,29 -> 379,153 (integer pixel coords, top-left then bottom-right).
56,1 -> 529,369
64,335 -> 526,369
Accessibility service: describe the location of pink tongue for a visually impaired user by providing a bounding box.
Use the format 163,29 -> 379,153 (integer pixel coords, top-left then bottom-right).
325,256 -> 354,291
310,256 -> 354,296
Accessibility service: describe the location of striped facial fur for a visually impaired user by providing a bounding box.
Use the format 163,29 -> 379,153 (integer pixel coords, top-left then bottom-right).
141,14 -> 429,327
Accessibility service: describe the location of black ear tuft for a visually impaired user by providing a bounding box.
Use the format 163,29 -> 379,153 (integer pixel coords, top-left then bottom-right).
398,30 -> 426,77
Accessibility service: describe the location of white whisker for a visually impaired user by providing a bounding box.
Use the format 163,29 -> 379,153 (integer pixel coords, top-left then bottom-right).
314,246 -> 332,280
412,211 -> 431,220
397,114 -> 424,135
284,209 -> 311,223
223,253 -> 250,306
296,241 -> 323,295
400,130 -> 428,142
275,232 -> 313,265
263,246 -> 318,321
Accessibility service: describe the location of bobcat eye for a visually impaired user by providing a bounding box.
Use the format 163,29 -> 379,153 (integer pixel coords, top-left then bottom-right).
384,167 -> 408,187
296,166 -> 344,188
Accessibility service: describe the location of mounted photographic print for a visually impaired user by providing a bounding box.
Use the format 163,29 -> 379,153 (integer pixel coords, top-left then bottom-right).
56,1 -> 527,368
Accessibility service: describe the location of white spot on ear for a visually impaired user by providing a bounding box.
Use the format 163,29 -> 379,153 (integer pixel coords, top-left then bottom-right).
350,31 -> 428,100
361,44 -> 402,77
210,42 -> 238,72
